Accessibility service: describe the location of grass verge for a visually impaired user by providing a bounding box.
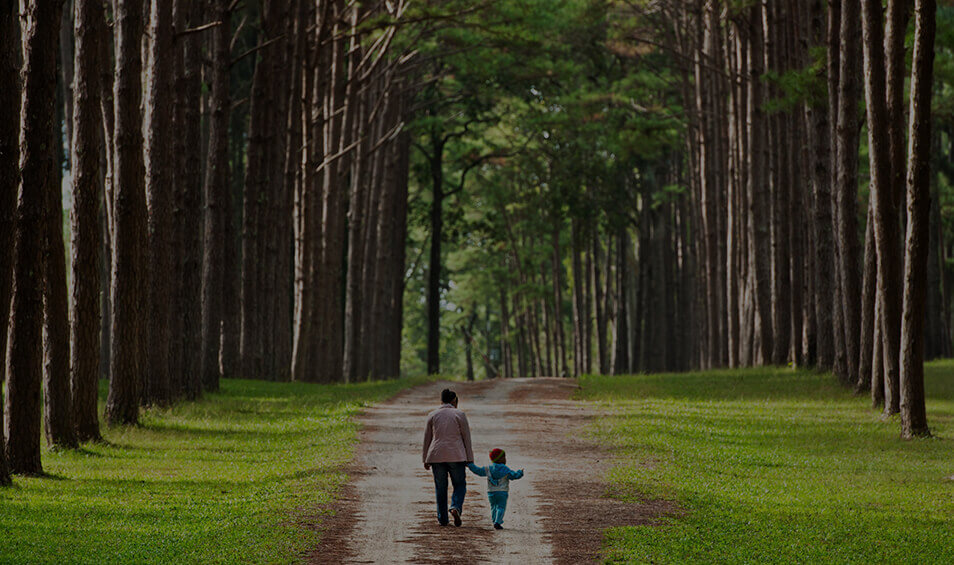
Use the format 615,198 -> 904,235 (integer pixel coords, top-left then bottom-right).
581,359 -> 954,564
0,375 -> 433,564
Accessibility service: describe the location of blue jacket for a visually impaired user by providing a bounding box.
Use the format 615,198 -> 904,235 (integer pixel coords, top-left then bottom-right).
467,462 -> 524,493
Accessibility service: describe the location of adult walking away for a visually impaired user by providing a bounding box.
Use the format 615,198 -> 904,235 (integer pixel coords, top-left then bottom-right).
423,388 -> 474,526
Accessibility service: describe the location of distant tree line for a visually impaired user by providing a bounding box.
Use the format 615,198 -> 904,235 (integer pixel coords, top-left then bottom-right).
402,0 -> 949,441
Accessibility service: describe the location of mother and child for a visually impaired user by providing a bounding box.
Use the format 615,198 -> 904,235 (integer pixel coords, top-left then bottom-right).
421,388 -> 524,530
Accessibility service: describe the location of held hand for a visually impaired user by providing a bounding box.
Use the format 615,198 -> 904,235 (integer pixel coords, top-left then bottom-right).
424,463 -> 430,470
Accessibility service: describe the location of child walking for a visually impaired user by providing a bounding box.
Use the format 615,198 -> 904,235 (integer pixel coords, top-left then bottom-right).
466,448 -> 524,529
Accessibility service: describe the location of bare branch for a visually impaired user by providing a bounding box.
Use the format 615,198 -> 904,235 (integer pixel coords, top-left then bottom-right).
176,20 -> 221,39
230,34 -> 286,68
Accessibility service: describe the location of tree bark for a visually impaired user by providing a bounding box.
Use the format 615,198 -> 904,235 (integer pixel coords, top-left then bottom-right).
143,0 -> 175,405
69,0 -> 105,443
426,131 -> 445,375
857,204 -> 877,392
241,18 -> 273,381
591,232 -> 606,375
43,51 -> 76,449
97,14 -> 112,387
312,0 -> 348,382
747,2 -> 772,365
612,228 -> 631,374
500,287 -> 513,379
388,130 -> 411,378
861,0 -> 903,416
925,130 -> 949,359
898,0 -> 935,439
6,0 -> 64,473
291,1 -> 325,382
343,26 -> 368,382
827,0 -> 848,379
200,0 -> 230,392
871,299 -> 885,407
173,0 -> 203,400
270,0 -> 302,382
0,0 -> 17,485
0,0 -> 20,394
571,218 -> 585,376
258,0 -> 290,382
105,0 -> 147,426
834,0 -> 863,386
0,425 -> 7,485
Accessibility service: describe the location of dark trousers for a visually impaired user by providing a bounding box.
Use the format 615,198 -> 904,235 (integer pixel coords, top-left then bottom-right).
430,462 -> 467,525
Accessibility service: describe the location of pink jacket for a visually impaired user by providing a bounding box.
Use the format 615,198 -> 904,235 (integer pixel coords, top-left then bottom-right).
422,404 -> 474,464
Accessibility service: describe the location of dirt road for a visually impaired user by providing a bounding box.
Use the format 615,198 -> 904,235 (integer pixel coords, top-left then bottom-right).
309,378 -> 670,564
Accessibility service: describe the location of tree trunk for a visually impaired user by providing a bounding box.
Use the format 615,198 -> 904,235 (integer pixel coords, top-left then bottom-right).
270,0 -> 302,382
173,0 -> 203,400
898,0 -> 935,439
883,0 -> 913,404
861,0 -> 903,416
241,27 -> 269,381
827,0 -> 848,378
834,0 -> 863,386
726,28 -> 741,368
291,2 -> 323,382
925,130 -> 949,359
43,51 -> 76,449
871,300 -> 885,407
312,0 -> 348,382
583,232 -> 593,373
0,426 -> 8,485
143,0 -> 175,405
499,287 -> 512,379
587,234 -> 605,375
464,313 -> 476,381
555,227 -> 570,377
747,2 -> 772,365
857,204 -> 877,392
389,130 -> 411,378
6,0 -> 64,473
70,0 -> 105,443
343,29 -> 368,382
97,11 -> 113,387
767,2 -> 792,368
200,0 -> 230,392
59,2 -> 73,153
256,0 -> 289,382
106,0 -> 147,427
426,132 -> 445,375
612,228 -> 630,374
0,0 -> 20,394
571,218 -> 585,376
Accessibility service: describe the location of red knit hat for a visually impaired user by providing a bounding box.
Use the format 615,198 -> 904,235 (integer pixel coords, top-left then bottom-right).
489,448 -> 506,463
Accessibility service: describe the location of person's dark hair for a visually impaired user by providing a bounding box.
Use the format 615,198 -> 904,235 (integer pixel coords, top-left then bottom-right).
441,389 -> 457,404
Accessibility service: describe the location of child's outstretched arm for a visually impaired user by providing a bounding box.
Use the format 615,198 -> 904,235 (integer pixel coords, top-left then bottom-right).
507,468 -> 524,480
466,462 -> 487,476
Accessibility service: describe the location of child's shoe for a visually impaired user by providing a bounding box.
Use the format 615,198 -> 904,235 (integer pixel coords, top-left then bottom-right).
493,523 -> 503,530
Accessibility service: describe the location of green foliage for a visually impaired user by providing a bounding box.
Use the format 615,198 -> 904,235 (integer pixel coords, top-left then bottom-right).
400,0 -> 686,375
580,361 -> 954,564
0,377 -> 431,564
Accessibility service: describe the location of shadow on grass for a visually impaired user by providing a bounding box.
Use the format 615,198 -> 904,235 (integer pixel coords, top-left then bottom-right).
69,446 -> 108,457
10,471 -> 70,481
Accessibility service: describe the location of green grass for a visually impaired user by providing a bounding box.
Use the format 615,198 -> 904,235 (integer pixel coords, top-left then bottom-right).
581,360 -> 954,564
0,375 -> 433,564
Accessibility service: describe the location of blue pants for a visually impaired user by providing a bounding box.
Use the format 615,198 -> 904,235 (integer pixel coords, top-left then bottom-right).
488,491 -> 509,525
431,462 -> 467,525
